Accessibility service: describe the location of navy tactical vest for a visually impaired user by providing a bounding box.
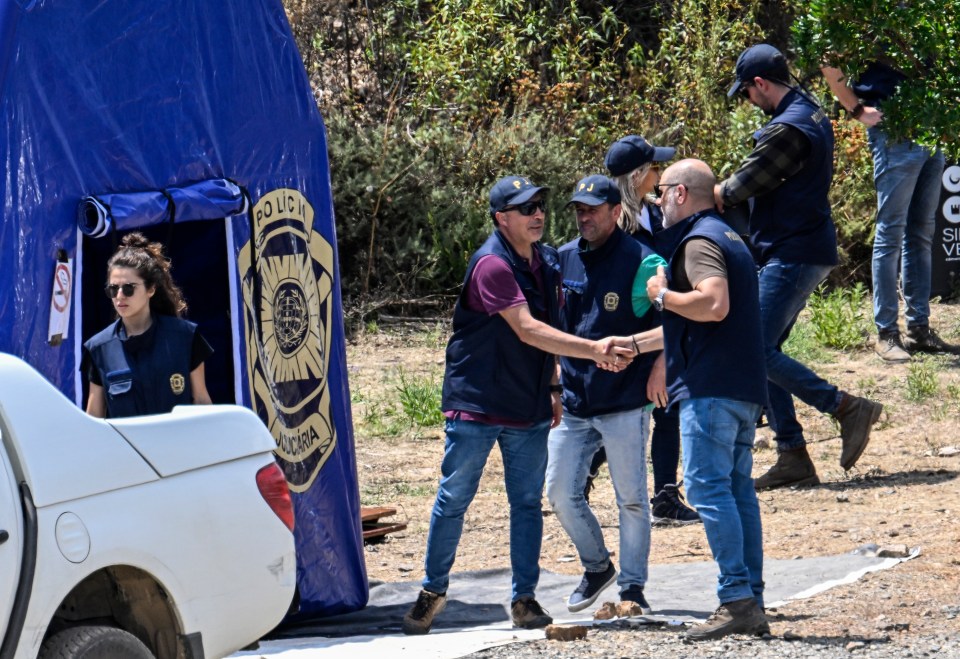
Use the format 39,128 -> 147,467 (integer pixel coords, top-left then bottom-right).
84,314 -> 197,418
441,230 -> 561,423
663,212 -> 767,408
750,90 -> 838,267
557,227 -> 659,417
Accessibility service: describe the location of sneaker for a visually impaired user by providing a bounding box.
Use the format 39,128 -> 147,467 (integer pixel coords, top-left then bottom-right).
650,483 -> 701,526
619,585 -> 652,615
905,325 -> 960,354
567,562 -> 617,612
511,596 -> 553,629
754,446 -> 819,491
833,392 -> 883,470
875,331 -> 911,362
686,597 -> 768,641
402,589 -> 446,635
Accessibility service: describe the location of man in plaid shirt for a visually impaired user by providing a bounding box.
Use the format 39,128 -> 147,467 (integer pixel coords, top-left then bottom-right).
716,44 -> 883,491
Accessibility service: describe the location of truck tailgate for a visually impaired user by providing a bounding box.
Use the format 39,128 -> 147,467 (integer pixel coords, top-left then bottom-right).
109,406 -> 278,476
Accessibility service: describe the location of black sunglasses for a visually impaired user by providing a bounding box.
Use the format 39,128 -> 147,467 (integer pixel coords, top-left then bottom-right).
653,183 -> 683,198
500,199 -> 546,216
105,283 -> 141,299
739,81 -> 754,98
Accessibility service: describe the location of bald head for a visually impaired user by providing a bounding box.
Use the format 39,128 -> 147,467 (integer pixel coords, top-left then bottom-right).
658,159 -> 718,227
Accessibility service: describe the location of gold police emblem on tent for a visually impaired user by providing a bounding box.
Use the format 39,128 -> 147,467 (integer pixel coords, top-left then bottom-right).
169,373 -> 185,395
239,188 -> 336,493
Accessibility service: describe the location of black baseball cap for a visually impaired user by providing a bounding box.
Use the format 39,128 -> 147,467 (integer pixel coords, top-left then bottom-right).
489,175 -> 547,214
567,174 -> 622,207
727,43 -> 790,97
604,136 -> 676,176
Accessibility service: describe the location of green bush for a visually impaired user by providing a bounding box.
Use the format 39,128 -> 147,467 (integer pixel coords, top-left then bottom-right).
396,368 -> 445,427
807,282 -> 871,350
293,0 -> 884,303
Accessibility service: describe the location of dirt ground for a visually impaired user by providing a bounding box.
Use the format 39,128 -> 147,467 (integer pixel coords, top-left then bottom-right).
346,302 -> 960,649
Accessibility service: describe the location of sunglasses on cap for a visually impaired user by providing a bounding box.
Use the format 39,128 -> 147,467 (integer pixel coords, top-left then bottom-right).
653,183 -> 683,198
500,199 -> 546,216
104,283 -> 141,298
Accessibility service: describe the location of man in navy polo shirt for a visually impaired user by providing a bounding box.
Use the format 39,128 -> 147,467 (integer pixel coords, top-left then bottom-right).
545,174 -> 664,615
402,175 -> 634,635
717,44 -> 883,491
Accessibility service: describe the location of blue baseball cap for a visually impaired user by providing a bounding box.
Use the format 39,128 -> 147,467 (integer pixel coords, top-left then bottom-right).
604,136 -> 676,176
489,175 -> 547,214
567,174 -> 621,207
727,43 -> 790,97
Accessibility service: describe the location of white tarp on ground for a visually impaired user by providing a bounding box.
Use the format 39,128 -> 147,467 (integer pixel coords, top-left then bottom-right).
233,549 -> 917,659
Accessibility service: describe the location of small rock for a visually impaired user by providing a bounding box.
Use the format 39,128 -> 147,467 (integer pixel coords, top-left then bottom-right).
617,600 -> 645,617
544,624 -> 588,641
754,436 -> 771,449
937,446 -> 960,457
556,555 -> 577,563
836,492 -> 849,502
783,630 -> 801,640
397,565 -> 414,573
846,641 -> 866,651
593,602 -> 617,620
877,544 -> 910,558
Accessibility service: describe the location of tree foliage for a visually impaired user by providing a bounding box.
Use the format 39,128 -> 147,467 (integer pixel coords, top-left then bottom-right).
284,0 -> 930,307
792,0 -> 960,158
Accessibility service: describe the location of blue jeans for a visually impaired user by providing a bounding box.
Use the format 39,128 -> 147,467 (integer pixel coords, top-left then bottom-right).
546,408 -> 651,591
868,128 -> 945,333
680,398 -> 764,606
423,417 -> 550,601
758,260 -> 842,450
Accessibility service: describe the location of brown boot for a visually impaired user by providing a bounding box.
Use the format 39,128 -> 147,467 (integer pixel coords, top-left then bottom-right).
833,392 -> 883,470
686,597 -> 769,641
754,446 -> 819,491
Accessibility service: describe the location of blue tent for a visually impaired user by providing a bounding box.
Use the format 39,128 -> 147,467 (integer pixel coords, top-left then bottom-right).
0,0 -> 367,617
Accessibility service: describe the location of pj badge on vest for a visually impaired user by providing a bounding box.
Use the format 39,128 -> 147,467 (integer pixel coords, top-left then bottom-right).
603,292 -> 620,312
170,373 -> 186,395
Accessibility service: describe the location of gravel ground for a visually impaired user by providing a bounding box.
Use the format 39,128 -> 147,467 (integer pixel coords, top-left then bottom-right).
469,624 -> 960,658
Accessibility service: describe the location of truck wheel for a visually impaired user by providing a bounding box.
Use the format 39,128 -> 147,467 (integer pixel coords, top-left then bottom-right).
39,625 -> 154,659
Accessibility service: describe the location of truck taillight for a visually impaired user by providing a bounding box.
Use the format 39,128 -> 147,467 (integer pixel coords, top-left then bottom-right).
256,462 -> 295,532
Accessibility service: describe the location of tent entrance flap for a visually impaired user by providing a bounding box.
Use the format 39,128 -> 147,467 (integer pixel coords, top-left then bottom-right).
78,178 -> 247,238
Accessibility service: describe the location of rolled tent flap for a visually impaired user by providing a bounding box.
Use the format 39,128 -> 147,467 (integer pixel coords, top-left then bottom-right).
78,178 -> 246,238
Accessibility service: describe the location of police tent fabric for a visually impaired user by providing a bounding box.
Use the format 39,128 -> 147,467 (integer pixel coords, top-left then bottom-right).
0,0 -> 367,617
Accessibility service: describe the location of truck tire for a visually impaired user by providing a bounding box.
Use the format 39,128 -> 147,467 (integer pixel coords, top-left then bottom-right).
39,625 -> 154,659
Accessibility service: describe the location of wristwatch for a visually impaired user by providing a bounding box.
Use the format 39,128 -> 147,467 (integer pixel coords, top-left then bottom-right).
653,288 -> 668,312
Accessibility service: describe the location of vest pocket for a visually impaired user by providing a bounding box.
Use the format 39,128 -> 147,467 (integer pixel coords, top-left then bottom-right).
105,369 -> 134,398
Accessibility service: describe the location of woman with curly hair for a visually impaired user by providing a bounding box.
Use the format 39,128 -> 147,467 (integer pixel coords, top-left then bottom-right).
82,232 -> 212,418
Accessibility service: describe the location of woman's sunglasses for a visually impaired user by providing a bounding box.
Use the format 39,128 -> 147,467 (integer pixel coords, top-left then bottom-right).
105,283 -> 141,299
500,199 -> 546,216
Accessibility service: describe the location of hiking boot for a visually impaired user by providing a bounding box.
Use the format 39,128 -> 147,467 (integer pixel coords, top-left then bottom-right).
650,483 -> 701,527
567,562 -> 618,612
875,331 -> 911,362
833,392 -> 883,470
402,589 -> 446,635
754,446 -> 819,491
511,596 -> 553,629
619,585 -> 652,615
686,597 -> 769,641
905,325 -> 960,354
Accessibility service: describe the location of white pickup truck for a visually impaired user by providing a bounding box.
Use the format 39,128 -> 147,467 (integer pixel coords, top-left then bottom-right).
0,354 -> 297,659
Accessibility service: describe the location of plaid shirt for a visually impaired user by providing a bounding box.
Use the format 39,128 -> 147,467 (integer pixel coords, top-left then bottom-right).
718,122 -> 811,207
